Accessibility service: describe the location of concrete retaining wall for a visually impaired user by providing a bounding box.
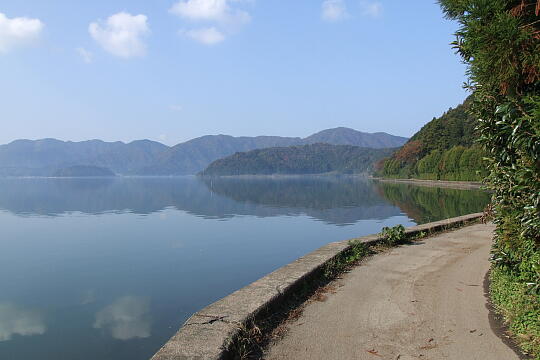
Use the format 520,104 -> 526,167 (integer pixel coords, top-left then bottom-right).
151,213 -> 483,360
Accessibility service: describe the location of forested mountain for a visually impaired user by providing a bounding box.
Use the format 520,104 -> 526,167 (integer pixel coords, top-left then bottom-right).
136,128 -> 407,175
0,128 -> 407,176
200,143 -> 395,176
377,97 -> 487,181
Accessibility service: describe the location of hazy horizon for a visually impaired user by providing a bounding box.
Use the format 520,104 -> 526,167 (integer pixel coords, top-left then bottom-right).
0,126 -> 410,146
2,1 -> 467,146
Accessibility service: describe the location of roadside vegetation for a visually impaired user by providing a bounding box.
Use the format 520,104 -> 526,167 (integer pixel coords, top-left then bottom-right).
438,0 -> 540,357
380,224 -> 406,246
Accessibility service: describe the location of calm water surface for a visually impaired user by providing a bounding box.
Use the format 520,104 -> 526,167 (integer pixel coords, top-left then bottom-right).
0,176 -> 489,359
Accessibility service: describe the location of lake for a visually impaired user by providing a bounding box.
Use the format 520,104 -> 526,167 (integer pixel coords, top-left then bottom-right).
0,176 -> 489,359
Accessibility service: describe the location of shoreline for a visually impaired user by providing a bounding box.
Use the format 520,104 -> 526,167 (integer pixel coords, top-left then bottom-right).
197,173 -> 370,179
150,213 -> 483,360
370,177 -> 484,190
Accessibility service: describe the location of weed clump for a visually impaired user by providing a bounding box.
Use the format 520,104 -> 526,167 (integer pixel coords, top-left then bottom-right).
380,224 -> 406,246
323,239 -> 369,280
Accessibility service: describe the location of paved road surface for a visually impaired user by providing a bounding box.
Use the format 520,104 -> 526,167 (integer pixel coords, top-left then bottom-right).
265,223 -> 520,360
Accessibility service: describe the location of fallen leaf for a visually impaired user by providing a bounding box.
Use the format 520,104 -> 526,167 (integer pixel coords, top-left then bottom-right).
366,349 -> 382,357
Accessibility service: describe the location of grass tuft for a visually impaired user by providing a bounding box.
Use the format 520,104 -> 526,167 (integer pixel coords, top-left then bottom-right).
490,267 -> 540,359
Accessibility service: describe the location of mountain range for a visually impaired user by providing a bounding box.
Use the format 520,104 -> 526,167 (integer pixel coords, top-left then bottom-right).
0,128 -> 408,176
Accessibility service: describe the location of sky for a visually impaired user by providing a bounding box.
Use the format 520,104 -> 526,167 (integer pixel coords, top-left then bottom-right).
0,0 -> 468,146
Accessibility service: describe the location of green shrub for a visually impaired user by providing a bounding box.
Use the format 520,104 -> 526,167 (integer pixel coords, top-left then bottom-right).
380,224 -> 406,246
439,0 -> 540,357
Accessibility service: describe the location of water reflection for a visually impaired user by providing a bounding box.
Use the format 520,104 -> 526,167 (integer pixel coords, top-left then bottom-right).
0,303 -> 46,341
94,296 -> 151,340
0,176 -> 490,360
0,177 -> 398,225
0,177 -> 489,226
80,289 -> 97,305
375,183 -> 490,223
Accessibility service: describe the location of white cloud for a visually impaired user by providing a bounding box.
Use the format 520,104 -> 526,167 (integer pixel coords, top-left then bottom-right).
0,303 -> 46,341
321,0 -> 348,22
0,13 -> 43,54
183,27 -> 225,45
94,296 -> 151,340
76,47 -> 93,63
361,1 -> 383,18
89,12 -> 149,58
169,0 -> 250,25
170,0 -> 251,44
170,0 -> 227,20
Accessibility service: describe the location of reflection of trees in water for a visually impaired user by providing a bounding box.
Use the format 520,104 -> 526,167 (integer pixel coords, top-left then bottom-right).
375,183 -> 490,224
201,176 -> 403,225
201,177 -> 386,209
0,177 -> 489,226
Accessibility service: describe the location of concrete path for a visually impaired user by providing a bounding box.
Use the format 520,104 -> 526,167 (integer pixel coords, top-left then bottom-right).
265,223 -> 520,360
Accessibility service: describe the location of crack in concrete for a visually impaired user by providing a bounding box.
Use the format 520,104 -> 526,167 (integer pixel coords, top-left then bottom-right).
185,315 -> 231,326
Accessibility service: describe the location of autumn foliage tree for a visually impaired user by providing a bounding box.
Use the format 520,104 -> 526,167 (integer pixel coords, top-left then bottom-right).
377,98 -> 485,181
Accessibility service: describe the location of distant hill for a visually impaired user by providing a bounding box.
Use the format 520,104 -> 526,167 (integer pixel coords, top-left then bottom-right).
200,143 -> 395,176
0,138 -> 168,176
53,165 -> 115,177
377,97 -> 487,181
0,128 -> 407,176
304,127 -> 408,148
137,135 -> 302,175
137,128 -> 407,175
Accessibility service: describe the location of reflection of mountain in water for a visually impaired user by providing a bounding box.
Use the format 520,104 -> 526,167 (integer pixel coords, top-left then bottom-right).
0,177 -> 489,226
0,177 -> 401,225
375,182 -> 490,224
201,177 -> 401,225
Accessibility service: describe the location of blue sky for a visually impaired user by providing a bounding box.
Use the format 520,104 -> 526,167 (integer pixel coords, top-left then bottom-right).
0,0 -> 467,146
